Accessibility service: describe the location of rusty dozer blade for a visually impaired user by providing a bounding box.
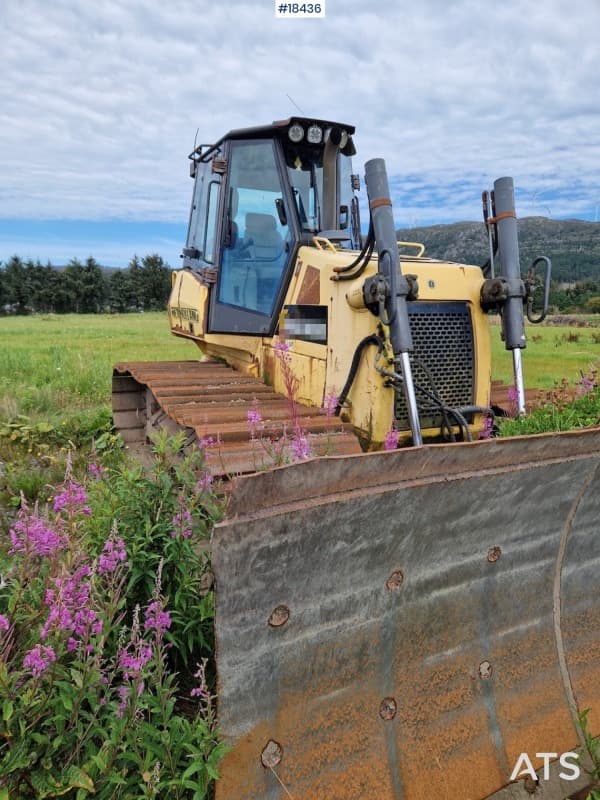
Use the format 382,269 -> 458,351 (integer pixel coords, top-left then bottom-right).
212,428 -> 600,800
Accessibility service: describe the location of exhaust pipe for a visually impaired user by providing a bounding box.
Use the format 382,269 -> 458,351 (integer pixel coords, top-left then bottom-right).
364,158 -> 422,446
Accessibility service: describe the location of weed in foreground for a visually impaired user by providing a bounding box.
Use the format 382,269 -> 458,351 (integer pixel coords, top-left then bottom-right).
579,709 -> 600,799
498,365 -> 600,437
243,340 -> 315,470
0,437 -> 225,799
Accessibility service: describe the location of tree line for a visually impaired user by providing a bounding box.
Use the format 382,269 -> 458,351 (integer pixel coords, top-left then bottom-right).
549,278 -> 600,314
2,249 -> 597,316
0,255 -> 172,314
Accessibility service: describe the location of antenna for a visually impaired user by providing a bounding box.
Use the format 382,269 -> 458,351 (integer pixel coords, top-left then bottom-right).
192,127 -> 200,153
286,94 -> 306,115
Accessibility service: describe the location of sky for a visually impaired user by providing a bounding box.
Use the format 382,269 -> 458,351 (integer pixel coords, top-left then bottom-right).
1,0 -> 599,267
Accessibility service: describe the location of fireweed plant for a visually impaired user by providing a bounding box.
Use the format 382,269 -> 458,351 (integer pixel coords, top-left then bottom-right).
498,364 -> 600,436
0,436 -> 225,799
245,340 -> 343,468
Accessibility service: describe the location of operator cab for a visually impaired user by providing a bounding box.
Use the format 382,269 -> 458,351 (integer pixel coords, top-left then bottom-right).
182,117 -> 361,335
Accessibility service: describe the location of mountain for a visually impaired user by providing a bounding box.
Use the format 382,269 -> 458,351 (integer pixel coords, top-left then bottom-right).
397,218 -> 600,283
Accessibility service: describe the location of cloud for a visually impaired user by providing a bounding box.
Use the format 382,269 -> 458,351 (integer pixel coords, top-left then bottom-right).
1,0 -> 599,237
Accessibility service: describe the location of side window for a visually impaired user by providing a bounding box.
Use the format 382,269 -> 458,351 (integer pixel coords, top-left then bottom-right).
218,140 -> 291,316
186,162 -> 221,265
204,180 -> 220,263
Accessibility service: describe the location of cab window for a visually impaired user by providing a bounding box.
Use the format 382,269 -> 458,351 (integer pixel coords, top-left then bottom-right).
186,160 -> 222,265
217,140 -> 291,316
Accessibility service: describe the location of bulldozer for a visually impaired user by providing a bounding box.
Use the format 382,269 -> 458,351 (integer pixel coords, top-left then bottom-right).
112,117 -> 600,799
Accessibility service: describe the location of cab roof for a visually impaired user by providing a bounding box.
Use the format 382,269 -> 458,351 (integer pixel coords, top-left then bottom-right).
191,117 -> 356,160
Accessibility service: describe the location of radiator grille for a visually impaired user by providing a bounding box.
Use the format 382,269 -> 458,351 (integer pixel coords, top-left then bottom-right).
394,301 -> 475,431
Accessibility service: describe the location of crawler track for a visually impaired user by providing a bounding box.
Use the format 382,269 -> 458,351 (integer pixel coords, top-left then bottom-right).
112,362 -> 551,478
112,360 -> 361,476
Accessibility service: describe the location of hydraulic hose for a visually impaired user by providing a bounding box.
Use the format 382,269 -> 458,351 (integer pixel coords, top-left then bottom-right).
335,334 -> 384,416
332,220 -> 375,281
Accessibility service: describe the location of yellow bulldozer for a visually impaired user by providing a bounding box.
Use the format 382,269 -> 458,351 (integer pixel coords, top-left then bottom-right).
113,117 -> 600,799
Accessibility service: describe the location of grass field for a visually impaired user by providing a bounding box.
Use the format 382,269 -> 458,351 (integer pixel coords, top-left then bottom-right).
490,320 -> 600,388
1,312 -> 599,424
0,312 -> 198,421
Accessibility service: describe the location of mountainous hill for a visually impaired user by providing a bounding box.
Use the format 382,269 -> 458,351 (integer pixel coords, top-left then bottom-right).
397,218 -> 600,283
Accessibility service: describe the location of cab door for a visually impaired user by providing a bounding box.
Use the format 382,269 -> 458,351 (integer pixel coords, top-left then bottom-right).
209,138 -> 295,335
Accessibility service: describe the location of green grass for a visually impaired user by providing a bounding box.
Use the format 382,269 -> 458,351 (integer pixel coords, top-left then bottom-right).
0,313 -> 598,424
0,314 -> 199,508
489,319 -> 600,388
0,312 -> 198,420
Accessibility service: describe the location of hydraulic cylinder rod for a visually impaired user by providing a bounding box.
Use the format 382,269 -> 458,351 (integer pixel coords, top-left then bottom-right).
364,158 -> 422,445
493,177 -> 527,415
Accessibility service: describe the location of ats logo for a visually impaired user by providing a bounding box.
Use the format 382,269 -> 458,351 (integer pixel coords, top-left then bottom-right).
510,752 -> 580,782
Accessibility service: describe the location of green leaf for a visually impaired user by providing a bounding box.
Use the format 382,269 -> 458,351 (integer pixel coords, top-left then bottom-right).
69,668 -> 84,690
64,766 -> 95,793
181,761 -> 205,781
60,693 -> 73,712
2,699 -> 14,722
206,759 -> 220,780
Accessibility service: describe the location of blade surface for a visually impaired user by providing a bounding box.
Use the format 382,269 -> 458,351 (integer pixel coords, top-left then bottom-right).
213,429 -> 600,800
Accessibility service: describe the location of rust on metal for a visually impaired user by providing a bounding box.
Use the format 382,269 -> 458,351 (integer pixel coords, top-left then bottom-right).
379,697 -> 397,721
268,604 -> 290,628
212,432 -> 600,800
385,570 -> 404,591
296,265 -> 321,305
487,546 -> 502,563
112,359 -> 361,476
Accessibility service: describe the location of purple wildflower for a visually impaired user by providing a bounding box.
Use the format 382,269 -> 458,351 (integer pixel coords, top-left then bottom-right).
0,614 -> 9,631
9,510 -> 65,558
323,391 -> 339,418
196,471 -> 213,492
247,408 -> 264,436
198,436 -> 215,454
41,564 -> 102,642
53,481 -> 91,516
190,658 -> 211,703
479,415 -> 494,440
576,373 -> 595,398
171,505 -> 193,539
384,426 -> 398,451
274,339 -> 291,359
23,644 -> 56,677
88,462 -> 106,480
144,601 -> 171,637
116,684 -> 129,718
118,645 -> 153,681
98,534 -> 128,575
118,605 -> 152,690
290,433 -> 310,461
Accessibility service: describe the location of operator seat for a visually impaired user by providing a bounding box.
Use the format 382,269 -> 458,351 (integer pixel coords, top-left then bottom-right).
243,213 -> 283,259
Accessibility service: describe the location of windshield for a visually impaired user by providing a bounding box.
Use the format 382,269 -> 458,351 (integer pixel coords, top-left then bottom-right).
285,150 -> 323,233
282,142 -> 356,237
